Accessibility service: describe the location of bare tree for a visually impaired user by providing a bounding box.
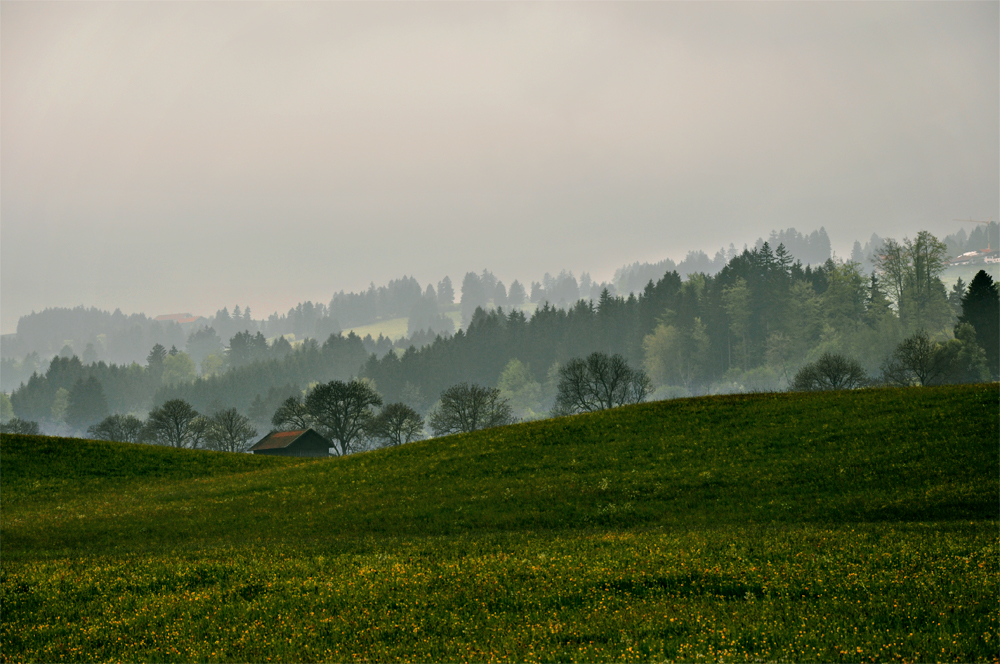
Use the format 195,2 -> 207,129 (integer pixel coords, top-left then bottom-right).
87,414 -> 144,443
874,238 -> 907,308
141,399 -> 204,448
270,396 -> 312,431
429,383 -> 515,436
205,408 -> 258,453
305,380 -> 383,456
791,353 -> 868,391
553,352 -> 652,416
879,329 -> 978,387
0,418 -> 41,435
369,403 -> 424,447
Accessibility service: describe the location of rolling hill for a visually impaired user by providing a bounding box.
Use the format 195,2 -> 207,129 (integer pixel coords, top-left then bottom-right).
1,384 -> 997,662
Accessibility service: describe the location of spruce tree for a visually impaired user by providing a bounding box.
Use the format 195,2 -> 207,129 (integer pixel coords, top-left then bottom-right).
958,270 -> 999,378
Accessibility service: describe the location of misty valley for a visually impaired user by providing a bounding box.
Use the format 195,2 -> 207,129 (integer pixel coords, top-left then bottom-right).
1,224 -> 997,446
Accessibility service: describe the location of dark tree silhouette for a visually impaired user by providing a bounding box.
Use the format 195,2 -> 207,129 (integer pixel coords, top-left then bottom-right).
553,352 -> 652,416
271,396 -> 313,431
305,380 -> 383,456
958,270 -> 999,378
205,408 -> 258,453
369,403 -> 424,447
65,377 -> 109,430
0,418 -> 41,435
792,353 -> 867,391
88,413 -> 144,443
142,399 -> 204,448
429,383 -> 515,436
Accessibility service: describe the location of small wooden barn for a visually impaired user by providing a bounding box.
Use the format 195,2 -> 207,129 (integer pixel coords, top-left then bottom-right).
249,428 -> 331,457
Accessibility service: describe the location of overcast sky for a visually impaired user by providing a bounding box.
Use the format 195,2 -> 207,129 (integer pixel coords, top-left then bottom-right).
2,1 -> 997,334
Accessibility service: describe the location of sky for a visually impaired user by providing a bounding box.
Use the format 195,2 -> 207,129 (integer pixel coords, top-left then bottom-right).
2,1 -> 997,334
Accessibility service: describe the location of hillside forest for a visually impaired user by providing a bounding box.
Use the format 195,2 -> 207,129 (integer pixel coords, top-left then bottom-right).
1,224 -> 997,441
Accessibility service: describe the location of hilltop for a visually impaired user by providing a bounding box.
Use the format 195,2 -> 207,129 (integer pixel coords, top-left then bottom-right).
1,384 -> 997,662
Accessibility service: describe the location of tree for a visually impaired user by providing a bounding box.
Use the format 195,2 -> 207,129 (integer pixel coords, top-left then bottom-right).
142,399 -> 204,448
791,353 -> 868,391
508,280 -> 526,307
642,319 -> 710,392
493,281 -> 508,308
87,414 -> 144,443
65,377 -> 109,430
553,352 -> 652,416
369,403 -> 424,447
271,396 -> 313,431
0,418 -> 41,435
1,392 -> 14,423
51,388 -> 70,423
428,383 -> 516,436
185,327 -> 223,369
948,277 -> 966,314
162,352 -> 197,386
460,272 -> 487,327
958,270 -> 999,379
304,380 -> 383,456
879,330 -> 964,387
722,278 -> 752,370
205,408 -> 258,453
437,276 -> 455,306
905,231 -> 949,311
147,344 -> 167,383
497,358 -> 543,420
874,238 -> 907,308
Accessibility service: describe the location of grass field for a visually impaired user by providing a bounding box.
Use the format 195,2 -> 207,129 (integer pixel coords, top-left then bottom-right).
941,263 -> 999,290
2,384 -> 997,662
342,303 -> 537,342
343,317 -> 412,342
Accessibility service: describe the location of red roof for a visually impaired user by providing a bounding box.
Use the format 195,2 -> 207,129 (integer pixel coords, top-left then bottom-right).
154,313 -> 194,322
250,429 -> 311,451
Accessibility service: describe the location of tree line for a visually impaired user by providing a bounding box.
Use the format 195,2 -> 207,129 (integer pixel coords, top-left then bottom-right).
3,228 -> 997,445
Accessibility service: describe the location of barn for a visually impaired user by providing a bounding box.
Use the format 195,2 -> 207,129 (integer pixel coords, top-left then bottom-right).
249,428 -> 331,457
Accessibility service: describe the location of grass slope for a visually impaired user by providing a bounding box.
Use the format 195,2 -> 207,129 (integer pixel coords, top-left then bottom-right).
2,384 -> 997,662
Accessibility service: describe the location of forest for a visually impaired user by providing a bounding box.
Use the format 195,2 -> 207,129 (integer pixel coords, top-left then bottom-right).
1,224 -> 997,441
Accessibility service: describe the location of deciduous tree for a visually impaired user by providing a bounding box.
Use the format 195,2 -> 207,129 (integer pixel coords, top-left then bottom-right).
369,403 -> 424,447
0,418 -> 40,435
791,353 -> 868,391
142,399 -> 205,448
429,383 -> 515,436
305,380 -> 383,456
553,352 -> 652,416
87,413 -> 144,443
271,396 -> 313,431
205,408 -> 258,453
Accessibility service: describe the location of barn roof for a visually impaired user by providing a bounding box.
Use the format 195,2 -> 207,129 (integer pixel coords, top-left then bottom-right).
250,428 -> 326,451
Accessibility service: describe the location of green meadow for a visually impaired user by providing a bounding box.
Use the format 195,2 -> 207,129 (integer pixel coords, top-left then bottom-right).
2,384 -> 997,662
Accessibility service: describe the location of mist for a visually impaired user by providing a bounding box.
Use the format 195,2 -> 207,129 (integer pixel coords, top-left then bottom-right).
2,2 -> 997,333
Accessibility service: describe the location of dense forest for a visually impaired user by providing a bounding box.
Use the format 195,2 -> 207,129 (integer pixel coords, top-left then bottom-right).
2,225 -> 997,439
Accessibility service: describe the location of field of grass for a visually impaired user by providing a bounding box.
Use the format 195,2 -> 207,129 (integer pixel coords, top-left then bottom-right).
941,262 -> 999,290
342,303 -> 537,342
343,317 -> 412,342
2,384 -> 997,662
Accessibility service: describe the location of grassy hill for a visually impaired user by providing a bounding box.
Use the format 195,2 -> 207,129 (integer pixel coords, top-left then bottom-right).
2,384 -> 997,662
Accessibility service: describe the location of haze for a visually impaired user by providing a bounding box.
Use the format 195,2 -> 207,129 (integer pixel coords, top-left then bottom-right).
2,1 -> 997,334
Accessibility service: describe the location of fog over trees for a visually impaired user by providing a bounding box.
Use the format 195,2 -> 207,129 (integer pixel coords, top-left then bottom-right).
2,225 -> 997,445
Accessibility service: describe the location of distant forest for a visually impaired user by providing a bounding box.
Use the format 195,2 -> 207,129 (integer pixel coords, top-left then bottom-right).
2,224 -> 997,438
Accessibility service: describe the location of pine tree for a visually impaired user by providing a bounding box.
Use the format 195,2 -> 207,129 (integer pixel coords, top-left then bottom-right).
958,270 -> 999,378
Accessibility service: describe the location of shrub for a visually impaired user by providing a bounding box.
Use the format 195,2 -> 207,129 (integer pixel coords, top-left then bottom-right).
792,353 -> 867,391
